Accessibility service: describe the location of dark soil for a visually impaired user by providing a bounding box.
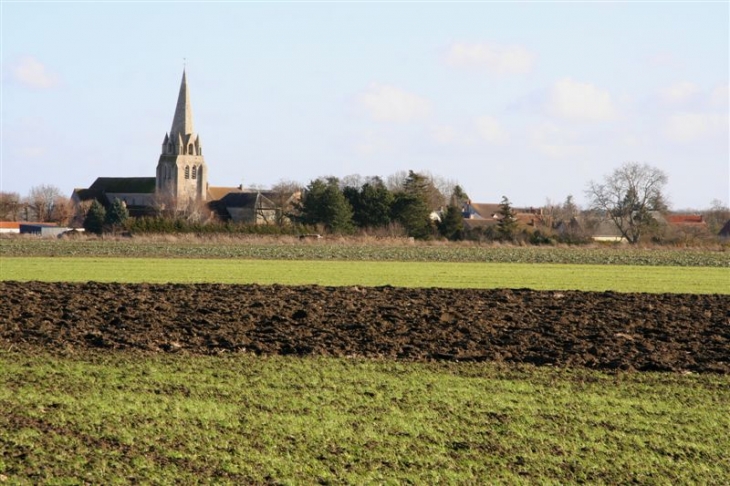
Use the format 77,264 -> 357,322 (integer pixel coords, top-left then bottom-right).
1,281 -> 728,373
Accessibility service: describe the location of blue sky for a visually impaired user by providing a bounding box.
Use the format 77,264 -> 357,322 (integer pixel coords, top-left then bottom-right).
3,1 -> 728,209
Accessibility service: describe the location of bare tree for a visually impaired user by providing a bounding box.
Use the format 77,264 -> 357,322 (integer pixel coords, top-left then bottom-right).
50,197 -> 74,225
270,179 -> 303,226
26,185 -> 65,222
339,174 -> 366,190
0,192 -> 23,221
586,162 -> 668,244
703,199 -> 730,234
73,199 -> 94,226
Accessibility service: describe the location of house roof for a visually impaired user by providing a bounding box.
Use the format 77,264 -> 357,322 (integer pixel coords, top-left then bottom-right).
467,203 -> 500,219
666,214 -> 706,225
219,191 -> 277,209
0,222 -> 20,229
207,186 -> 241,201
219,192 -> 260,208
89,177 -> 156,194
592,219 -> 625,238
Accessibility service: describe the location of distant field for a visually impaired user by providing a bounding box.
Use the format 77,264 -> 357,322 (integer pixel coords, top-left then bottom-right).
1,352 -> 727,484
1,237 -> 728,267
2,257 -> 729,293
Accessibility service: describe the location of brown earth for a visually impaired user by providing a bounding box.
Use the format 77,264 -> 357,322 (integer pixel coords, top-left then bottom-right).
1,281 -> 728,373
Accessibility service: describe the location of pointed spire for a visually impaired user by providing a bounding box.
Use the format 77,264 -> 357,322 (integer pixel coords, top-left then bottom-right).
170,69 -> 194,139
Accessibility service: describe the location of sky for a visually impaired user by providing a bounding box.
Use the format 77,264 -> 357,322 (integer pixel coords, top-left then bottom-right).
2,1 -> 729,210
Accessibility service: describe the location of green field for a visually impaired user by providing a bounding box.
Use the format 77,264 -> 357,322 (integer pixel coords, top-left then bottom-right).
2,256 -> 728,293
1,352 -> 728,484
2,240 -> 729,483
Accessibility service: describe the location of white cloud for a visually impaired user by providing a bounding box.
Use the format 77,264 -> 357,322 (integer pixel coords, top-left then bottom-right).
660,82 -> 700,104
531,122 -> 585,158
665,112 -> 729,143
445,42 -> 535,75
12,57 -> 59,89
474,116 -> 509,144
358,83 -> 432,123
546,78 -> 617,122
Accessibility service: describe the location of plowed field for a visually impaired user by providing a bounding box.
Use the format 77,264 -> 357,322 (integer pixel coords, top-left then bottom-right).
2,281 -> 728,373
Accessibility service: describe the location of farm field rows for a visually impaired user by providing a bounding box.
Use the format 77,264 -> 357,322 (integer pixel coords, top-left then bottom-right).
1,237 -> 728,266
1,238 -> 729,483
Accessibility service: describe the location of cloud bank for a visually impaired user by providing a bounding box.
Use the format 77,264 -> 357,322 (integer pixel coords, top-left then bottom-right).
358,83 -> 432,123
12,57 -> 59,89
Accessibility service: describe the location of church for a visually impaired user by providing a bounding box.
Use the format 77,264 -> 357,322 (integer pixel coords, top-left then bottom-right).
72,70 -> 296,224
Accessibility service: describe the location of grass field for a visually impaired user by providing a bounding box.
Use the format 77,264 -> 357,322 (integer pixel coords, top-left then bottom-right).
2,256 -> 728,293
2,239 -> 728,483
1,352 -> 728,484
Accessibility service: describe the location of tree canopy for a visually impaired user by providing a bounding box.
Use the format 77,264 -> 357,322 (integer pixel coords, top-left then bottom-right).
586,162 -> 668,244
296,177 -> 354,234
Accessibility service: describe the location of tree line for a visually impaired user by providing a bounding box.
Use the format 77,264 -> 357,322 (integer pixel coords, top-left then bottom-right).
2,163 -> 729,244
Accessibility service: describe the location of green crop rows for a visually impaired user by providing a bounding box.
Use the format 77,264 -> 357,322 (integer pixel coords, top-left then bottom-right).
1,238 -> 728,267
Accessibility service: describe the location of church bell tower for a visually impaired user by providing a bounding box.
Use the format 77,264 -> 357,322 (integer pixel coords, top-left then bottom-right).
156,69 -> 208,202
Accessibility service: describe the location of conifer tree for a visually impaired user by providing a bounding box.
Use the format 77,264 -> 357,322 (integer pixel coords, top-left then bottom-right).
438,205 -> 464,241
83,200 -> 106,235
497,196 -> 518,242
105,198 -> 129,232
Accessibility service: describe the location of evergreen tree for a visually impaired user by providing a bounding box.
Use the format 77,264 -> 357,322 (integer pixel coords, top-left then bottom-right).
83,200 -> 106,235
438,205 -> 465,241
296,177 -> 354,234
105,198 -> 129,232
391,171 -> 436,240
345,177 -> 394,229
497,196 -> 518,242
449,185 -> 470,208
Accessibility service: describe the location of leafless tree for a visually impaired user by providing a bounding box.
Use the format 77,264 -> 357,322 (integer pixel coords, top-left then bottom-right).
151,192 -> 210,222
270,179 -> 303,226
0,192 -> 23,221
339,174 -> 366,190
26,185 -> 66,222
73,199 -> 94,226
703,199 -> 730,234
586,162 -> 668,244
50,197 -> 74,225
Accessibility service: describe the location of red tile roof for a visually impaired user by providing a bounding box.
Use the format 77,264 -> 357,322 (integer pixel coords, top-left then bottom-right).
666,215 -> 705,225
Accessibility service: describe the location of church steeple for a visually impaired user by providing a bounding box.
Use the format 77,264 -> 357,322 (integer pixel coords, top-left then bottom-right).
156,68 -> 208,202
170,69 -> 194,140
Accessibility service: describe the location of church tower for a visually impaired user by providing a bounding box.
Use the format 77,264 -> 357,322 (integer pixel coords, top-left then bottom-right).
156,69 -> 208,203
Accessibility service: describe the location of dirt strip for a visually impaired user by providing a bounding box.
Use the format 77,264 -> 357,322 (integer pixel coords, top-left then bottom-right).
1,281 -> 728,373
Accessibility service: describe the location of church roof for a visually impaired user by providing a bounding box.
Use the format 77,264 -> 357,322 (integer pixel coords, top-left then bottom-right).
170,70 -> 195,139
89,177 -> 156,194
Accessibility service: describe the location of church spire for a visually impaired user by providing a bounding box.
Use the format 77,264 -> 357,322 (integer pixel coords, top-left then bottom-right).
170,69 -> 194,138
